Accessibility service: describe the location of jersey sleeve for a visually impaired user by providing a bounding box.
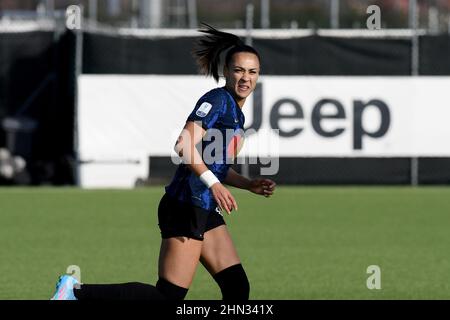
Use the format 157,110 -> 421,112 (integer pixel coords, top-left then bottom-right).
186,91 -> 224,130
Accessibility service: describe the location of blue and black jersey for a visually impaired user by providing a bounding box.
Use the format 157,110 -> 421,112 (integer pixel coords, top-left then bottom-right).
165,86 -> 245,211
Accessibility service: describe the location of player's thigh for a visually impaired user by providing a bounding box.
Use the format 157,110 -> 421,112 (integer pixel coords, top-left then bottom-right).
158,236 -> 203,288
200,225 -> 241,276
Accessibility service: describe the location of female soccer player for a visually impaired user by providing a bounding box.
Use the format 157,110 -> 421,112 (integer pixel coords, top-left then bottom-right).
51,23 -> 276,301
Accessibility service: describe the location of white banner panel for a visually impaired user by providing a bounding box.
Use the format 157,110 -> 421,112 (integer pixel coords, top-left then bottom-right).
78,75 -> 450,187
78,75 -> 222,187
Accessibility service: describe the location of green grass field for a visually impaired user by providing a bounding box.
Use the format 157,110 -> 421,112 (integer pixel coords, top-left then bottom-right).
1,186 -> 450,300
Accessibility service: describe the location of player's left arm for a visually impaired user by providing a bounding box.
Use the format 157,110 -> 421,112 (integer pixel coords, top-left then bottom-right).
224,168 -> 276,198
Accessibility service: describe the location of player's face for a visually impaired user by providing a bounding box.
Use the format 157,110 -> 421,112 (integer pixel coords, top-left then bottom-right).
224,52 -> 260,106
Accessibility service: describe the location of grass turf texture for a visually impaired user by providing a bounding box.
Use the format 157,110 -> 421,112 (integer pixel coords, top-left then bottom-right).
1,186 -> 449,300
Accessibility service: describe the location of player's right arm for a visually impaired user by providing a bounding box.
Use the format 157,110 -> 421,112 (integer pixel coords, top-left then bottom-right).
174,121 -> 238,214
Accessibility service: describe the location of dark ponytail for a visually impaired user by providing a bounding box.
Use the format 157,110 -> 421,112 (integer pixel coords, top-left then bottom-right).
193,23 -> 260,82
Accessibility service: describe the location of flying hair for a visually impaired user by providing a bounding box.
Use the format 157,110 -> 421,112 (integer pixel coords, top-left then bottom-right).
193,23 -> 259,82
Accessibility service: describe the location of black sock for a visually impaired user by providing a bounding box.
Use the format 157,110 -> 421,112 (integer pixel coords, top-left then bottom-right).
74,282 -> 166,300
156,277 -> 188,300
213,264 -> 250,301
73,278 -> 188,300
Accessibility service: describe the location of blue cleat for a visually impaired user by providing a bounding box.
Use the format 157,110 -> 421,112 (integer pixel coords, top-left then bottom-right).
51,275 -> 79,300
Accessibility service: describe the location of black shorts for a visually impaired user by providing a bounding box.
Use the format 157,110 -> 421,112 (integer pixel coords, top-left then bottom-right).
157,193 -> 226,241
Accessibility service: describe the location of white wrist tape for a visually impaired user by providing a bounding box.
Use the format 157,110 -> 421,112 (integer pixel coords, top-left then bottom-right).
199,170 -> 220,188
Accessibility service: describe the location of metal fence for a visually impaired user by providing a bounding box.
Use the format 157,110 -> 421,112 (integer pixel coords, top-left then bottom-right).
1,0 -> 450,32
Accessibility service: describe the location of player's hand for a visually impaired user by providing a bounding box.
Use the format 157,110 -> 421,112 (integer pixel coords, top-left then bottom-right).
249,178 -> 276,198
210,183 -> 238,214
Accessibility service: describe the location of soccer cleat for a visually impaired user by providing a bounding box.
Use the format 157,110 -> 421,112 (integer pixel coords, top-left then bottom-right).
51,275 -> 79,300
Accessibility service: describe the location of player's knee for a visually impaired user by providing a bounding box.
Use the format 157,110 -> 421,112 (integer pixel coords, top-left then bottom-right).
156,277 -> 189,300
213,263 -> 250,300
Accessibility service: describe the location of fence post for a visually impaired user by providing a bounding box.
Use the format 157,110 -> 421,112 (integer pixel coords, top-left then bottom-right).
330,0 -> 339,29
188,0 -> 198,29
73,11 -> 83,187
242,3 -> 255,179
246,3 -> 254,46
261,0 -> 270,29
409,0 -> 419,186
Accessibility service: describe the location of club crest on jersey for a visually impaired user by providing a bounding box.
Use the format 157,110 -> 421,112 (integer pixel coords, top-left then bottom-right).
196,102 -> 213,117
